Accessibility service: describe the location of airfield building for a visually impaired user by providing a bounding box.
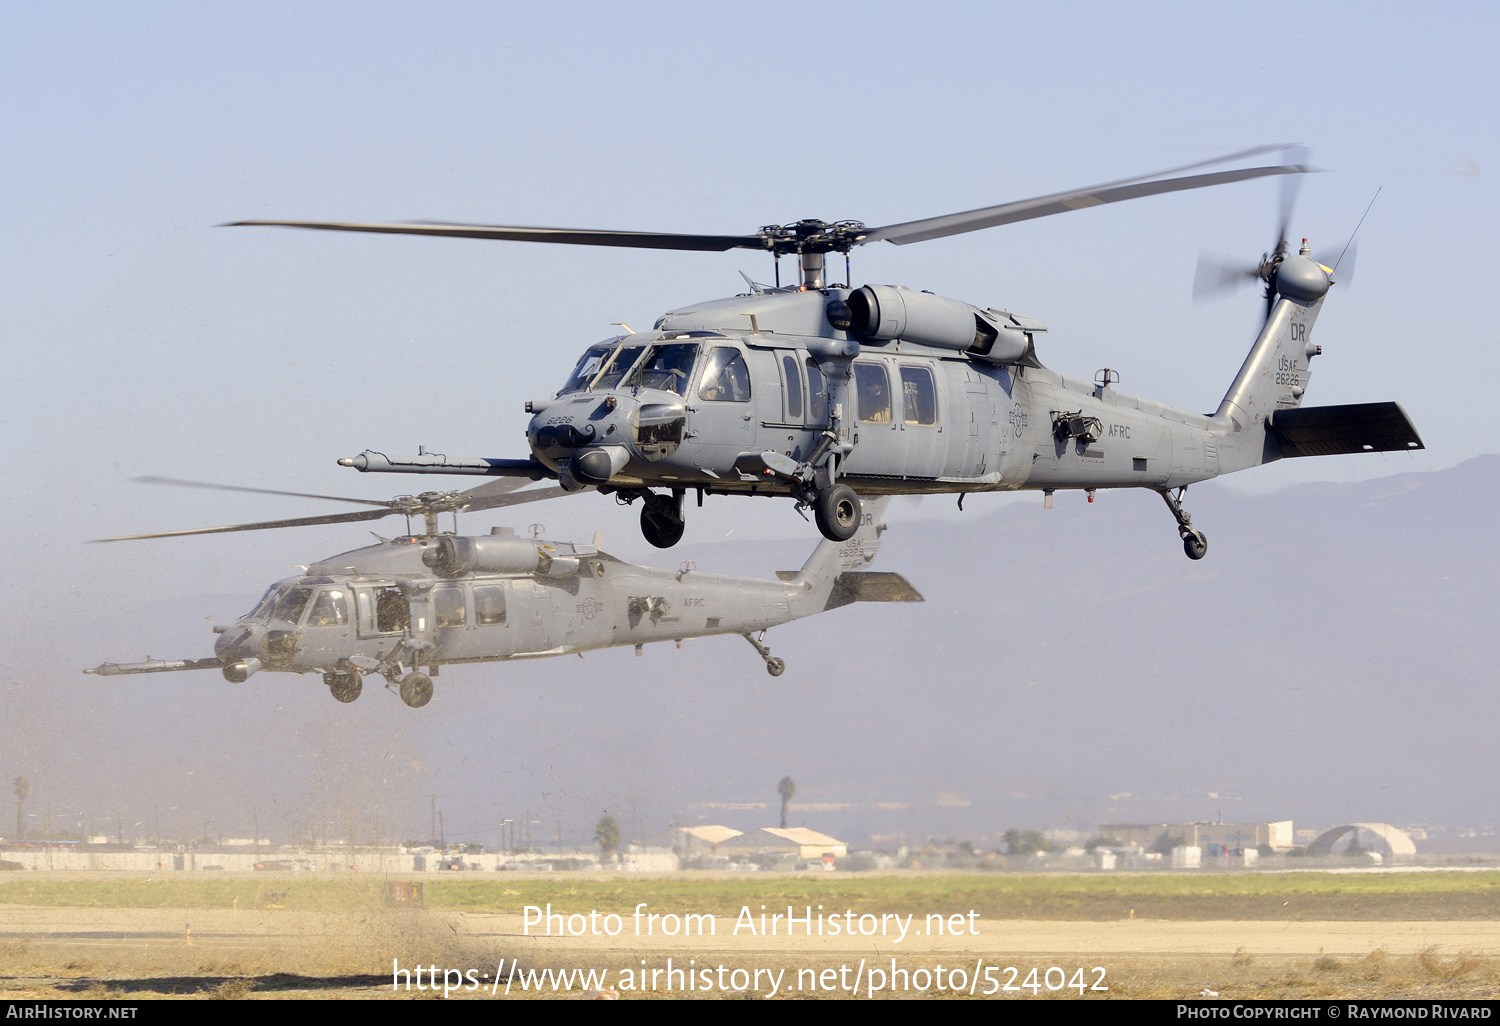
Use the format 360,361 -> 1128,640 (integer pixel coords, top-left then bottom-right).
1098,821 -> 1294,853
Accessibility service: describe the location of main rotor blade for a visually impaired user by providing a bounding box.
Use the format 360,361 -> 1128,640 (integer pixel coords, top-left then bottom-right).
92,507 -> 394,543
459,484 -> 573,515
454,476 -> 545,504
132,475 -> 394,508
865,164 -> 1312,247
1275,146 -> 1311,250
227,220 -> 766,253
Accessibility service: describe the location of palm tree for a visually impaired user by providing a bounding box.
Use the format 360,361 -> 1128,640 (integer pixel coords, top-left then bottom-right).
777,776 -> 796,829
594,814 -> 622,863
13,777 -> 30,840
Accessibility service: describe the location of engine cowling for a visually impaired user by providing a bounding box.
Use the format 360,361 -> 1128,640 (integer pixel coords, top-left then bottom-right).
843,285 -> 1028,363
423,536 -> 545,578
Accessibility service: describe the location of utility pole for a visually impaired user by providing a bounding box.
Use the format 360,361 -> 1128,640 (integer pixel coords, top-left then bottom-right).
430,795 -> 437,849
438,811 -> 445,854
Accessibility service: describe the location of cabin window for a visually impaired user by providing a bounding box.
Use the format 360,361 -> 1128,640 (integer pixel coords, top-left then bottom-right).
591,345 -> 648,390
306,589 -> 348,627
854,362 -> 891,423
557,344 -> 611,395
806,360 -> 828,424
630,342 -> 699,395
698,347 -> 752,402
900,366 -> 938,426
474,584 -> 508,626
782,354 -> 803,419
433,586 -> 467,629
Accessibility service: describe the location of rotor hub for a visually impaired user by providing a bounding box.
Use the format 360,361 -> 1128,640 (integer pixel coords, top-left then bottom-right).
756,219 -> 868,256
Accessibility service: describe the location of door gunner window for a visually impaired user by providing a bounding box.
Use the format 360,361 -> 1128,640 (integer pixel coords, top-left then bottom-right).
629,343 -> 699,395
854,363 -> 892,423
374,587 -> 409,633
699,348 -> 752,402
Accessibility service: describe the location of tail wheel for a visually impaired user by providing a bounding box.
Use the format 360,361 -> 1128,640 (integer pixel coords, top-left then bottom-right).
326,671 -> 362,704
1183,530 -> 1208,560
813,484 -> 862,541
399,672 -> 434,708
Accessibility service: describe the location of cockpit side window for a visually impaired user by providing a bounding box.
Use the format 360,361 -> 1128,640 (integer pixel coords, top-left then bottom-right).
699,347 -> 752,402
306,589 -> 349,627
591,345 -> 648,391
557,345 -> 611,395
629,343 -> 699,395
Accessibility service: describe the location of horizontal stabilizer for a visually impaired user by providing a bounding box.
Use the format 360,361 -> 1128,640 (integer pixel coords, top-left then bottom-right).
825,571 -> 924,610
1270,402 -> 1424,458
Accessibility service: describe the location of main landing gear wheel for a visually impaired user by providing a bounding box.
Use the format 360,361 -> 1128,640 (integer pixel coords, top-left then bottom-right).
640,504 -> 685,548
399,671 -> 433,708
765,657 -> 786,677
1183,530 -> 1208,560
325,671 -> 362,703
813,484 -> 862,542
639,487 -> 687,548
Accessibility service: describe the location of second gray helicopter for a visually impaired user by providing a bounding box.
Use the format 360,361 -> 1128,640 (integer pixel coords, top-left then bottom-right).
88,487 -> 918,708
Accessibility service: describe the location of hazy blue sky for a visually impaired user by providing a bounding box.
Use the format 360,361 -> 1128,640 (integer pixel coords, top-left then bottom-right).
2,3 -> 1495,844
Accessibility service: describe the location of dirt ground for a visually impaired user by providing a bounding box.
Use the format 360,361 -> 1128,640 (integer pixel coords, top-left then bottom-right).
2,874 -> 1497,1000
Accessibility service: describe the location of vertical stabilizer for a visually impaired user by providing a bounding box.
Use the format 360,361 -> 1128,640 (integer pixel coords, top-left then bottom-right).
1213,292 -> 1327,473
781,498 -> 923,614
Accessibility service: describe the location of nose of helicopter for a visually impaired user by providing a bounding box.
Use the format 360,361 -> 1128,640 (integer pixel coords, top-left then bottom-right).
527,393 -> 637,470
215,622 -> 262,662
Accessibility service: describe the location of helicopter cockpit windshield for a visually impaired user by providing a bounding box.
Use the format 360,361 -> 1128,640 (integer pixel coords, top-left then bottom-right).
557,344 -> 612,395
246,584 -> 312,625
627,342 -> 699,396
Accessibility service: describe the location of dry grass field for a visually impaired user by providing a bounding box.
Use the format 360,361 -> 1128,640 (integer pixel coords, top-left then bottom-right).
1,871 -> 1497,1000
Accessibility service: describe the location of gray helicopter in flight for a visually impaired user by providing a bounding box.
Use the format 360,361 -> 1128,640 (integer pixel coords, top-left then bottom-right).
85,480 -> 918,707
234,146 -> 1422,558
